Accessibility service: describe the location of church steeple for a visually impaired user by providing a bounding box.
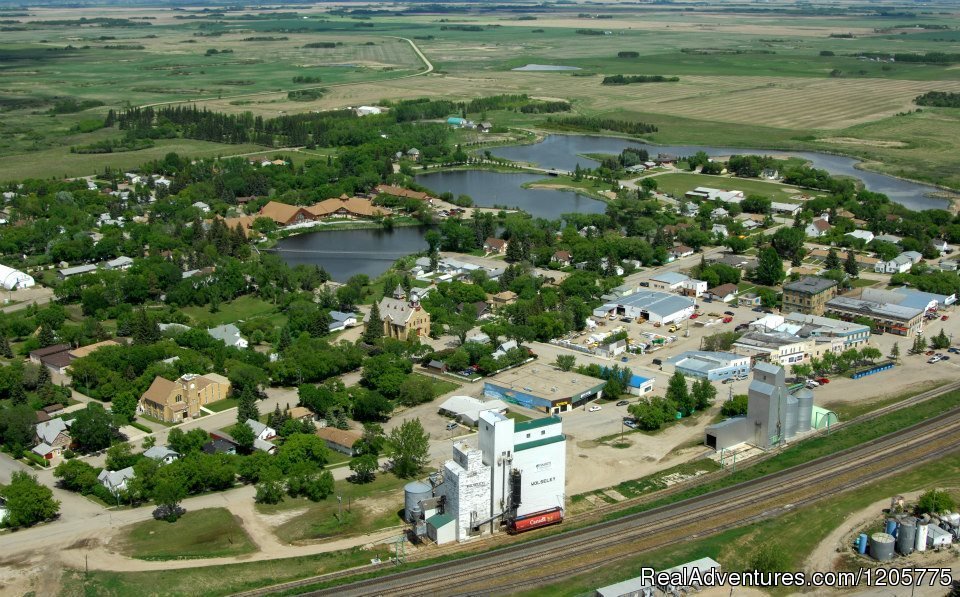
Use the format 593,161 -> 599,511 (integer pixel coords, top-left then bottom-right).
392,284 -> 407,300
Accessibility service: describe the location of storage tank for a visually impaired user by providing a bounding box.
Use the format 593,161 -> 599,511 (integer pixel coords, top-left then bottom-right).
784,396 -> 798,440
946,512 -> 960,527
870,532 -> 895,561
857,533 -> 868,554
897,518 -> 917,555
404,480 -> 433,523
885,518 -> 898,536
916,522 -> 928,552
795,389 -> 813,433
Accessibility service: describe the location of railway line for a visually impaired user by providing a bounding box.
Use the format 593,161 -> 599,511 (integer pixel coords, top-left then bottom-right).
249,392 -> 960,597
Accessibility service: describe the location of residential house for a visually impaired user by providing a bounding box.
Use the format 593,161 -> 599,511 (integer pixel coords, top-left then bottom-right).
483,237 -> 508,255
805,218 -> 831,238
738,292 -> 762,308
782,277 -> 838,316
939,260 -> 959,272
138,373 -> 231,423
711,224 -> 729,238
288,406 -> 315,423
356,105 -> 383,116
933,239 -> 951,255
426,359 -> 448,374
874,251 -> 922,275
246,419 -> 277,441
477,122 -> 494,132
35,418 -> 72,458
711,207 -> 729,220
202,438 -> 236,455
98,467 -> 135,494
770,202 -> 802,216
490,290 -> 517,311
552,250 -> 573,267
316,427 -> 362,457
874,234 -> 903,245
329,310 -> 358,332
491,340 -> 520,360
103,256 -> 134,271
143,446 -> 179,464
846,230 -> 875,244
706,283 -> 739,303
29,343 -> 72,373
207,323 -> 249,349
192,201 -> 211,213
669,245 -> 694,260
376,286 -> 430,341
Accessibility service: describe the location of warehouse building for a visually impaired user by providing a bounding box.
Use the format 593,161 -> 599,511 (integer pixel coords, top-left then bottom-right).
484,364 -> 606,414
704,363 -> 835,451
593,289 -> 695,325
438,395 -> 508,426
0,264 -> 35,290
664,351 -> 751,382
423,410 -> 566,544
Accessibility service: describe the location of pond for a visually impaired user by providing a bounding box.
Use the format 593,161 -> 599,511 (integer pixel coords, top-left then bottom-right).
272,226 -> 427,282
490,134 -> 951,211
511,64 -> 582,71
414,170 -> 606,220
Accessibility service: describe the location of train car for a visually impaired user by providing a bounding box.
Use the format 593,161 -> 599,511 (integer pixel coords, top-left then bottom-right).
508,508 -> 563,534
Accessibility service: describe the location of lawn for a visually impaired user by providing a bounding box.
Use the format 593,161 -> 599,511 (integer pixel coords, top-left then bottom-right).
256,473 -> 408,544
205,398 -> 239,413
415,373 -> 461,398
181,295 -> 282,328
113,508 -> 257,561
653,172 -> 813,203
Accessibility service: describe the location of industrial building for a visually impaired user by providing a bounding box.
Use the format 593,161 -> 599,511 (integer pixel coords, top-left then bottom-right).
484,364 -> 606,414
408,410 -> 566,545
438,395 -> 509,426
664,351 -> 751,382
595,557 -> 722,597
593,289 -> 695,325
705,363 -> 837,450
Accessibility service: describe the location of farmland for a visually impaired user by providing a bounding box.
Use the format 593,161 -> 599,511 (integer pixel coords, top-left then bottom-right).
3,4 -> 960,191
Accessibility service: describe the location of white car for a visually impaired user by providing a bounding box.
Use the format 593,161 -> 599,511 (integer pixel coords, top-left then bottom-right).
588,405 -> 602,412
805,379 -> 820,388
928,356 -> 942,364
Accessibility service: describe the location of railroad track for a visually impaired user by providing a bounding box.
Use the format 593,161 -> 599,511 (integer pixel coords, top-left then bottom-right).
237,381 -> 960,597
294,404 -> 960,596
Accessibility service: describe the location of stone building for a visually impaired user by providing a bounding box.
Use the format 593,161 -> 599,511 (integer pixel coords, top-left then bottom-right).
376,285 -> 431,341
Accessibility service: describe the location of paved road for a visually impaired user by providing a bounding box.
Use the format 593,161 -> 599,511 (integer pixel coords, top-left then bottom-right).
0,286 -> 54,313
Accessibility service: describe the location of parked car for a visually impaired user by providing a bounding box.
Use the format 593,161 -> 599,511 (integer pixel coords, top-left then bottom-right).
623,420 -> 639,429
651,358 -> 662,366
616,400 -> 630,407
735,323 -> 749,332
928,356 -> 942,364
690,313 -> 700,319
708,312 -> 721,317
942,315 -> 950,321
942,355 -> 951,361
815,377 -> 830,385
621,356 -> 629,362
639,281 -> 649,287
588,405 -> 602,412
925,350 -> 936,356
752,307 -> 765,313
948,347 -> 960,354
724,311 -> 735,316
722,316 -> 733,323
735,375 -> 748,381
446,421 -> 459,431
805,379 -> 820,388
621,316 -> 633,323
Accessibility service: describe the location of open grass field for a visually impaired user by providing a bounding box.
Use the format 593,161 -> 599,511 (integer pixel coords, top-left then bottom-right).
181,294 -> 283,328
113,508 -> 257,560
652,172 -> 818,203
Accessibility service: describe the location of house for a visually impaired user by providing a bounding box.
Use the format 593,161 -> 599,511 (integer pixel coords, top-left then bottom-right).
288,406 -> 315,422
356,105 -> 383,116
192,201 -> 211,213
939,260 -> 959,272
874,234 -> 902,244
706,283 -> 739,303
711,207 -> 729,219
207,323 -> 248,349
202,438 -> 236,455
426,359 -> 448,373
254,438 -> 277,454
143,446 -> 179,464
805,218 -> 831,238
649,272 -> 690,292
35,418 -> 71,457
483,237 -> 508,255
551,250 -> 573,267
246,419 -> 277,441
139,373 -> 231,423
29,343 -> 71,367
669,245 -> 694,259
68,339 -> 120,360
761,168 -> 779,180
477,122 -> 493,132
31,443 -> 59,461
376,286 -> 430,341
711,224 -> 729,238
770,202 -> 802,216
406,148 -> 421,160
933,239 -> 950,255
328,310 -> 358,332
98,467 -> 135,494
491,340 -> 519,360
490,290 -> 517,310
316,427 -> 362,456
846,230 -> 875,244
738,292 -> 762,308
103,256 -> 134,271
874,251 -> 921,275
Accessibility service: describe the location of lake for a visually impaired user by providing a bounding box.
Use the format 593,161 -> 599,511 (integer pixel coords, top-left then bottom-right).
414,170 -> 607,220
271,226 -> 427,281
490,134 -> 951,211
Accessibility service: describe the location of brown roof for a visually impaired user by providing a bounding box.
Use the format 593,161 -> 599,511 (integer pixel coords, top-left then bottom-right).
42,351 -> 74,371
671,245 -> 694,254
553,250 -> 571,261
222,214 -> 257,233
307,197 -> 387,219
485,237 -> 507,250
710,283 -> 739,297
43,403 -> 65,414
811,219 -> 831,232
36,410 -> 51,423
492,290 -> 517,302
375,185 -> 430,201
29,344 -> 71,359
142,376 -> 177,405
315,426 -> 362,449
68,339 -> 120,359
259,201 -> 313,225
288,406 -> 313,420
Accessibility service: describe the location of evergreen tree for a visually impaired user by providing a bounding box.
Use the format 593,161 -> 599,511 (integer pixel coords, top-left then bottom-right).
236,386 -> 260,424
277,326 -> 293,353
10,382 -> 26,405
36,364 -> 51,389
844,251 -> 859,276
825,248 -> 841,270
932,329 -> 951,349
37,325 -> 56,348
363,302 -> 384,344
130,309 -> 160,345
0,335 -> 13,358
911,333 -> 926,355
891,342 -> 900,362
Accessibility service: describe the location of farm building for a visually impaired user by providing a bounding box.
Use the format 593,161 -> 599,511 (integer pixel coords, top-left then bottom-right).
592,289 -> 695,325
0,264 -> 35,290
483,364 -> 605,414
424,411 -> 566,544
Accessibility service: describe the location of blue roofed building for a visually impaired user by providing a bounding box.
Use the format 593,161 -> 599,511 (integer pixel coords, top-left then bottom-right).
592,288 -> 695,325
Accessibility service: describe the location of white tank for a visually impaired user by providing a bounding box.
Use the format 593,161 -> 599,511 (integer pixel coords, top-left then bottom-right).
784,396 -> 798,440
916,522 -> 929,552
795,389 -> 813,433
404,481 -> 433,523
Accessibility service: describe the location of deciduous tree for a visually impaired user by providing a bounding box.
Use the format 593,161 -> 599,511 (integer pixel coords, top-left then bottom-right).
389,419 -> 430,478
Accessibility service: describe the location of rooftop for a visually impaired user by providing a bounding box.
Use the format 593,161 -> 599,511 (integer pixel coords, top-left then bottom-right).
514,416 -> 562,433
600,289 -> 695,317
487,365 -> 606,399
514,433 -> 565,452
826,295 -> 922,321
784,276 -> 837,295
666,351 -> 747,373
650,271 -> 689,285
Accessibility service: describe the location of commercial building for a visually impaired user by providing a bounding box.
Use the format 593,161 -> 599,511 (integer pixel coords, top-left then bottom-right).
438,395 -> 509,426
596,557 -> 722,597
705,363 -> 828,450
649,272 -> 689,292
484,364 -> 605,414
138,373 -> 231,423
664,351 -> 751,382
780,313 -> 871,349
733,331 -> 812,366
0,263 -> 35,290
825,293 -> 924,337
593,289 -> 695,325
782,277 -> 838,315
426,411 -> 566,544
377,285 -> 431,341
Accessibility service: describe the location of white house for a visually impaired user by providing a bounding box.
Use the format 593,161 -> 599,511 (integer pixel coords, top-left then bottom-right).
710,207 -> 729,220
98,467 -> 135,494
846,230 -> 875,244
192,201 -> 211,213
328,310 -> 358,332
246,419 -> 277,441
669,245 -> 695,260
711,224 -> 729,238
103,256 -> 134,271
805,219 -> 831,238
771,202 -> 802,216
143,446 -> 179,464
874,251 -> 922,274
207,323 -> 249,349
680,278 -> 708,298
933,239 -> 951,255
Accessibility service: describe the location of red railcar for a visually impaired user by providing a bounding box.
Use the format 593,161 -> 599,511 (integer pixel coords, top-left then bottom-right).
508,508 -> 563,534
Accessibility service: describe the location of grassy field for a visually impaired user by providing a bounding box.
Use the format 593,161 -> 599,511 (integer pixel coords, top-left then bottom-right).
114,508 -> 257,560
205,398 -> 239,413
181,295 -> 283,328
652,172 -> 817,203
517,451 -> 960,597
256,473 -> 408,544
